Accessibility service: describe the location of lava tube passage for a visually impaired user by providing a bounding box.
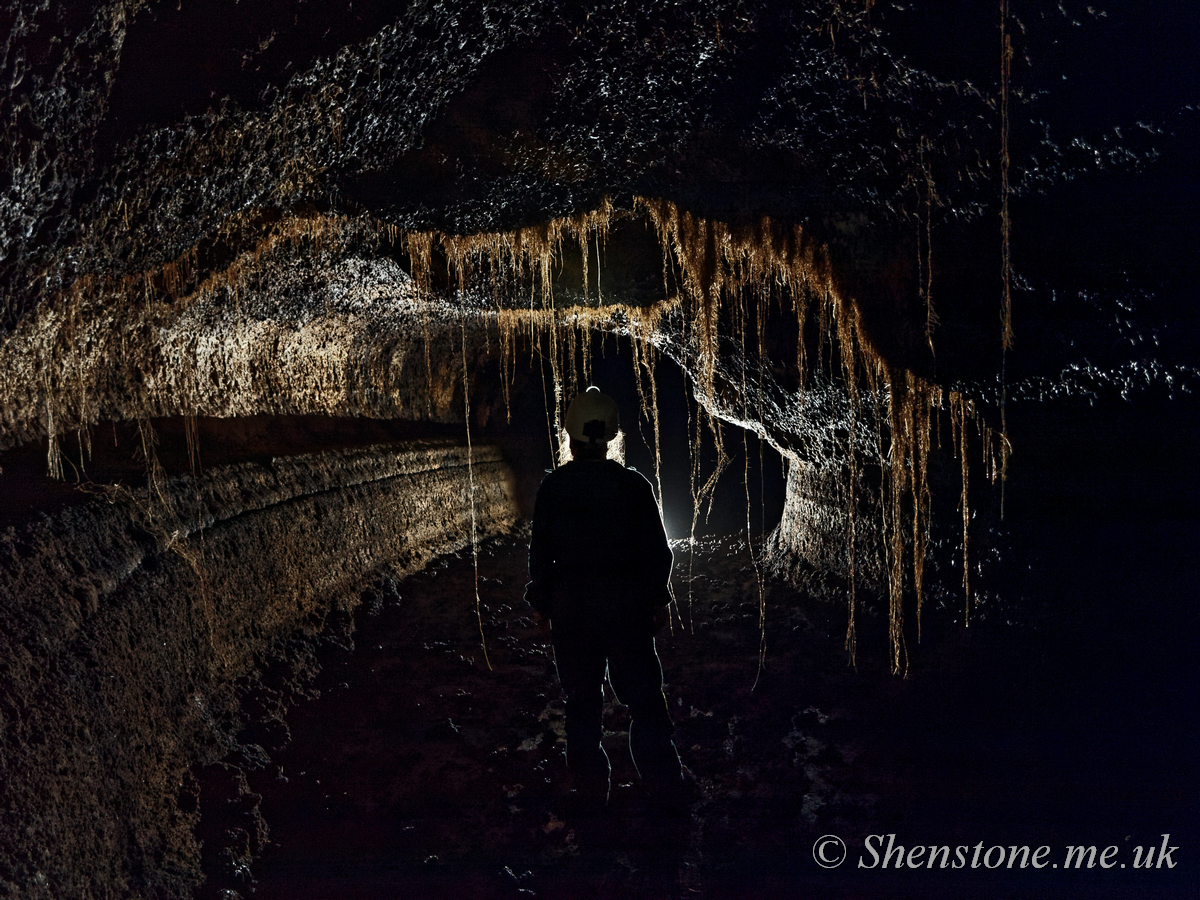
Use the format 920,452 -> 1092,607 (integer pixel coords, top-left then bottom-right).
1,3 -> 1196,899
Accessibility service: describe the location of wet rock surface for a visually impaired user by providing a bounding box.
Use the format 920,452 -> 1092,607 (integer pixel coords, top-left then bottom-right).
234,529 -> 1196,900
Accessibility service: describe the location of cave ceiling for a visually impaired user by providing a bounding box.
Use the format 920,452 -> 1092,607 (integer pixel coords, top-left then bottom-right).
5,1 -> 1194,339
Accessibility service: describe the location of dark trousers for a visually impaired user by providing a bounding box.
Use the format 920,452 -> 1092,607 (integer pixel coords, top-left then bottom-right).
552,617 -> 682,799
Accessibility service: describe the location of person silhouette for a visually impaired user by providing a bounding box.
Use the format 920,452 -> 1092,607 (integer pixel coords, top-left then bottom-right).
525,386 -> 684,811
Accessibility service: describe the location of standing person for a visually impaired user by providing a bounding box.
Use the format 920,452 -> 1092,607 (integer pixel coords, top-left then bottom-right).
525,386 -> 685,812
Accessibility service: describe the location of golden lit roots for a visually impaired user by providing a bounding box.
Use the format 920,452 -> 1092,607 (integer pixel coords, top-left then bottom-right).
460,306 -> 491,670
628,201 -> 1006,673
15,210 -> 374,469
411,199 -> 1006,673
23,197 -> 1007,673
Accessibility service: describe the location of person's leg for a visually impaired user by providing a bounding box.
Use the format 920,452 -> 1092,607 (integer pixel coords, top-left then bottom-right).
552,626 -> 611,804
606,631 -> 683,791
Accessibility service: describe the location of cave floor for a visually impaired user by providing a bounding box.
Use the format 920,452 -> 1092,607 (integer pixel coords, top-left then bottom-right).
229,530 -> 1196,900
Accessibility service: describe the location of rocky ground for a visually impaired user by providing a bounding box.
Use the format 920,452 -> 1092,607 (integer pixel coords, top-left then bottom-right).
194,523 -> 1196,900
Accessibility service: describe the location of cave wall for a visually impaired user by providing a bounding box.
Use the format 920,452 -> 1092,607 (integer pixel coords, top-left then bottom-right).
0,255 -> 489,455
0,439 -> 518,898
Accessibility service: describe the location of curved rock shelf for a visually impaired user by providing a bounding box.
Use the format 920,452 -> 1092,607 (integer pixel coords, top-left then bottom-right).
0,440 -> 518,899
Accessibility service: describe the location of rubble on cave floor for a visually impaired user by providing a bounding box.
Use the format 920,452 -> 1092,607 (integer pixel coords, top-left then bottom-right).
207,531 -> 854,900
208,530 -> 1192,900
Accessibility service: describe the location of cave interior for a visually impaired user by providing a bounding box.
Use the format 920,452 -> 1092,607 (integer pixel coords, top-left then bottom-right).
1,2 -> 1198,898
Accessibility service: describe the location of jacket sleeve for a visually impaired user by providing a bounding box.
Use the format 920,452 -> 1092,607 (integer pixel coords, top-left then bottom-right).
524,475 -> 554,617
633,474 -> 673,608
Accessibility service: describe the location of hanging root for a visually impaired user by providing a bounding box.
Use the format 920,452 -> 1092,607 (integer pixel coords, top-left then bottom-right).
375,200 -> 1008,671
460,308 -> 491,670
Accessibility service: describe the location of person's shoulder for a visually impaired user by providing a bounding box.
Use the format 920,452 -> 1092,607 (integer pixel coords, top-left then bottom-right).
611,460 -> 655,490
536,464 -> 566,493
612,459 -> 646,478
539,460 -> 592,486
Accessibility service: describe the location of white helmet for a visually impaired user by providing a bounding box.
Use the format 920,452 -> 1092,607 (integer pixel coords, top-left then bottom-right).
564,386 -> 619,445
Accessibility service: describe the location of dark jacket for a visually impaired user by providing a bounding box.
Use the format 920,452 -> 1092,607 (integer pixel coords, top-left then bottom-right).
525,459 -> 672,622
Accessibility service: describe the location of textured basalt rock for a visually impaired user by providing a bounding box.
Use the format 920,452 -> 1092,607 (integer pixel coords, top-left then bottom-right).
0,255 -> 497,454
0,440 -> 518,898
1,2 -> 1197,896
